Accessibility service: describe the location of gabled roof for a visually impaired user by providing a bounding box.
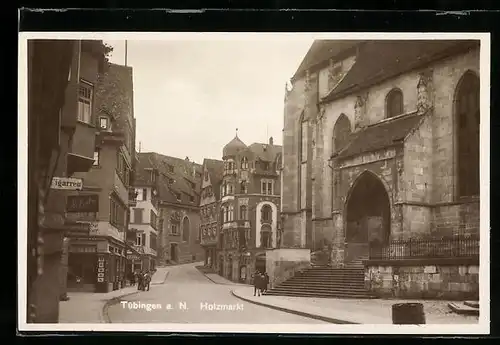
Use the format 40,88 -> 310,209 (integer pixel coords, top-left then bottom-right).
334,112 -> 424,160
134,152 -> 157,186
137,152 -> 202,206
248,143 -> 282,162
322,40 -> 479,103
203,158 -> 225,201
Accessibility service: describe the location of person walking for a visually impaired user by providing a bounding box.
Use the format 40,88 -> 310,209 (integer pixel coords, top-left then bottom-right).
143,271 -> 151,291
252,270 -> 262,297
263,273 -> 269,293
137,271 -> 144,291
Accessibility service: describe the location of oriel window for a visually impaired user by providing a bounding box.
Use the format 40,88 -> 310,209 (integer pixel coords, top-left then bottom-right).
77,80 -> 93,124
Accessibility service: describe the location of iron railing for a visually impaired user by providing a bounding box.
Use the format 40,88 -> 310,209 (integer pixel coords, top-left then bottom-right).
369,235 -> 480,260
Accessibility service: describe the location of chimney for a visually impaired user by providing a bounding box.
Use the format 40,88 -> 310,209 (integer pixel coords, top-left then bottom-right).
185,156 -> 190,162
269,137 -> 273,146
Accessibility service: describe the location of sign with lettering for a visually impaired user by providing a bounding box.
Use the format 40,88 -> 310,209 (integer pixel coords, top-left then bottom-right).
66,194 -> 99,213
96,255 -> 107,284
65,221 -> 91,237
69,245 -> 96,253
51,177 -> 83,190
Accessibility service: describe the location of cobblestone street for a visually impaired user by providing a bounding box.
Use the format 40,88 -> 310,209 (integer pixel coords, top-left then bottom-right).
105,263 -> 326,324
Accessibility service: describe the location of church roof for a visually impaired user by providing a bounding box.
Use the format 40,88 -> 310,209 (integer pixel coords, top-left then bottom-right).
322,40 -> 479,103
222,135 -> 248,158
292,40 -> 364,81
334,112 -> 424,160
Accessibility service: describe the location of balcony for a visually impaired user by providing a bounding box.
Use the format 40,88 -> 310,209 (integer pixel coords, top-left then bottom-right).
128,188 -> 138,207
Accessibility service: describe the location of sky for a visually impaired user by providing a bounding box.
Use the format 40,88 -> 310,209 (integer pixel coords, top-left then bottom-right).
104,38 -> 312,164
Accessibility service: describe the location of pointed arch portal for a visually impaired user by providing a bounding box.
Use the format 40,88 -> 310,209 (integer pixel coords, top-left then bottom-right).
345,171 -> 391,263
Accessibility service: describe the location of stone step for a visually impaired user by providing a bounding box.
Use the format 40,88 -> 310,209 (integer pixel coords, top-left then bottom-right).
282,278 -> 366,284
289,276 -> 365,283
277,283 -> 367,291
302,268 -> 365,274
264,289 -> 376,299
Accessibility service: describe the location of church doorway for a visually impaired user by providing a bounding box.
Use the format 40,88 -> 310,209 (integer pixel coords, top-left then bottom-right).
255,252 -> 266,273
170,243 -> 178,262
345,171 -> 391,264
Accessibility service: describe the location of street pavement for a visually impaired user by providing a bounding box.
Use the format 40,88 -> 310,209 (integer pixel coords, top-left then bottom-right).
106,262 -> 326,324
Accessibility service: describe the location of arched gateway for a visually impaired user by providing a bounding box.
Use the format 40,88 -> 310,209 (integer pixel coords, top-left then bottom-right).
344,171 -> 391,263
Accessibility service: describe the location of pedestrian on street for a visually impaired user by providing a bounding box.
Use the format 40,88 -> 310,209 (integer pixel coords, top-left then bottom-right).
130,272 -> 136,286
263,273 -> 269,293
137,271 -> 144,291
253,270 -> 262,297
143,271 -> 151,291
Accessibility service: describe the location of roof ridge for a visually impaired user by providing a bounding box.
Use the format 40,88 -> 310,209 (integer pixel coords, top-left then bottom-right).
366,110 -> 420,128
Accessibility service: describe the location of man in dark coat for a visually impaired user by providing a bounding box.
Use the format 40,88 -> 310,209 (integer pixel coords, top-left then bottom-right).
262,273 -> 270,293
137,271 -> 144,291
252,270 -> 262,297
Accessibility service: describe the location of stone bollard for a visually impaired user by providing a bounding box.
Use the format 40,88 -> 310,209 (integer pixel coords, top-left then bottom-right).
392,303 -> 426,324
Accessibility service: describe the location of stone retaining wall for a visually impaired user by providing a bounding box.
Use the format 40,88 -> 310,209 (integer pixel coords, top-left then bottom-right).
365,259 -> 479,300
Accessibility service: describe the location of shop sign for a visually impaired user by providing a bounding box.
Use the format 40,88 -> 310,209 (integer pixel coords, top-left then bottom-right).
69,245 -> 96,253
97,256 -> 106,283
66,194 -> 99,213
66,221 -> 91,237
127,254 -> 140,261
51,177 -> 83,190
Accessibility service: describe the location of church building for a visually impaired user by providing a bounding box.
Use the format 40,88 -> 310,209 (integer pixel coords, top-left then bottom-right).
281,39 -> 481,299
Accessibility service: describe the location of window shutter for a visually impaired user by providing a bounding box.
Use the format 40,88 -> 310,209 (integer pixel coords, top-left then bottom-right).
142,233 -> 146,246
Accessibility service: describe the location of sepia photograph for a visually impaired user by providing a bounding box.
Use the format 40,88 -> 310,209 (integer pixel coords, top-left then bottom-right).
18,32 -> 490,334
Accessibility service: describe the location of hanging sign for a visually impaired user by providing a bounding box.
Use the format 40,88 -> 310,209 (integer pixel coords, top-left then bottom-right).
51,177 -> 83,190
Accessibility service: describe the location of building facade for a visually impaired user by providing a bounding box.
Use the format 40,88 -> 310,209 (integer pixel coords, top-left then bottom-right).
137,153 -> 204,265
128,153 -> 160,273
65,62 -> 137,293
282,40 -> 480,299
215,135 -> 283,284
199,159 -> 224,269
27,40 -> 108,322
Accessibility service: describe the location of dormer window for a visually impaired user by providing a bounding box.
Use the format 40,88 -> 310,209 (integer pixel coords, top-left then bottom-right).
168,165 -> 174,173
204,171 -> 209,181
176,193 -> 181,201
99,116 -> 109,130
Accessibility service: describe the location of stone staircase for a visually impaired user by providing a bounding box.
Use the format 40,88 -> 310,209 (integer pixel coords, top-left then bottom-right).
343,255 -> 369,269
264,264 -> 376,299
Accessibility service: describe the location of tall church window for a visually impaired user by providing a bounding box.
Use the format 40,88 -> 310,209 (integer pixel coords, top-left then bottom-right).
456,71 -> 480,198
332,114 -> 351,154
